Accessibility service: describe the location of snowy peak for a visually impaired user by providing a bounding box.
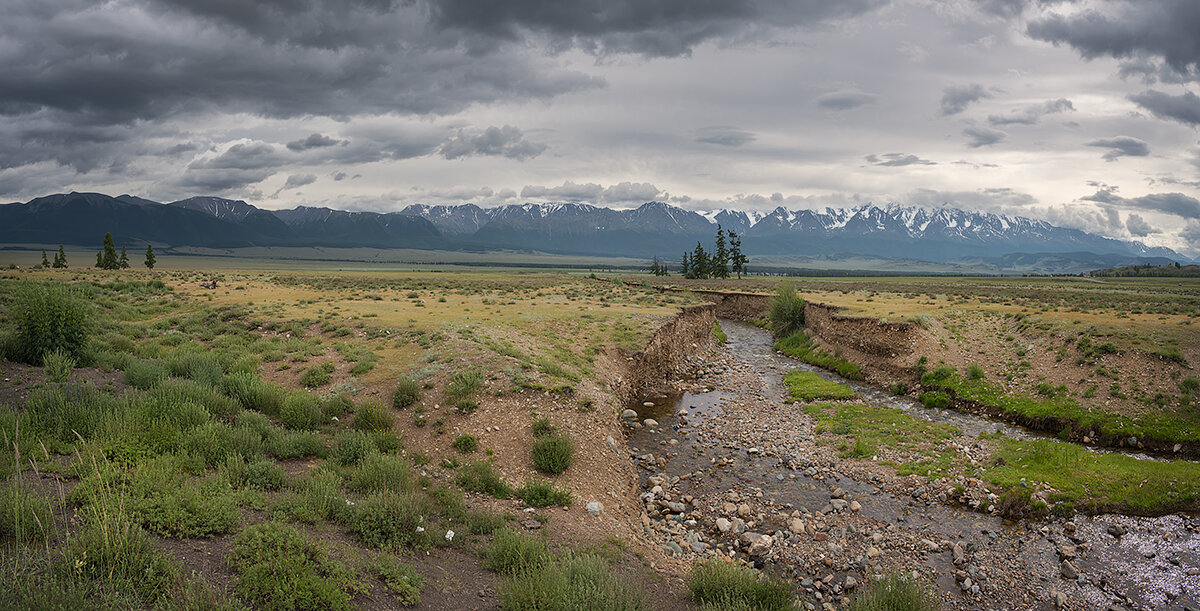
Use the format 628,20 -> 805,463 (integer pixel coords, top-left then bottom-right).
169,196 -> 260,221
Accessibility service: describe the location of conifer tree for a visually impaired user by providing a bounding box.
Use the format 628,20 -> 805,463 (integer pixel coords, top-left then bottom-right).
41,249 -> 50,268
54,244 -> 68,268
680,251 -> 691,279
145,244 -> 156,269
713,224 -> 730,279
728,230 -> 748,279
96,252 -> 103,268
690,242 -> 709,279
118,246 -> 130,269
101,233 -> 119,270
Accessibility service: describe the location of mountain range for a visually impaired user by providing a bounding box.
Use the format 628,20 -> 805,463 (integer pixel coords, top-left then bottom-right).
0,192 -> 1188,273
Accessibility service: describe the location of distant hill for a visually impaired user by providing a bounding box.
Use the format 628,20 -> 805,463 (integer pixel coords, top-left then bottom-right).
0,191 -> 1190,274
1089,263 -> 1200,278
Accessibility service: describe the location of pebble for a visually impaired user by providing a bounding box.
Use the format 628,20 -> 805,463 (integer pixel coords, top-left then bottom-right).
1060,560 -> 1078,580
586,501 -> 603,516
620,409 -> 637,419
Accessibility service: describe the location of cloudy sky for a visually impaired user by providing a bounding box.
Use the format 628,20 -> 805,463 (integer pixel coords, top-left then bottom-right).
2,0 -> 1200,254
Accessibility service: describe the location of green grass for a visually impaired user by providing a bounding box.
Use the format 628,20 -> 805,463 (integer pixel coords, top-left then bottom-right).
457,461 -> 512,498
370,555 -> 423,607
0,480 -> 54,544
500,553 -> 647,611
531,435 -> 574,475
775,331 -> 863,380
348,453 -> 412,494
392,377 -> 421,408
346,491 -> 435,550
848,573 -> 939,611
452,433 -> 478,453
783,370 -> 856,402
516,480 -> 573,508
802,402 -> 960,469
687,559 -> 796,611
712,320 -> 728,345
483,527 -> 551,575
351,400 -> 394,432
230,521 -> 362,610
446,368 -> 484,402
300,362 -> 336,388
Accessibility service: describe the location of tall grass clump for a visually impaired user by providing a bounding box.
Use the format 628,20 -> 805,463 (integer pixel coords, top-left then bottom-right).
392,378 -> 421,408
124,359 -> 170,390
42,348 -> 75,383
688,560 -> 795,611
229,521 -> 360,611
483,527 -> 551,575
0,480 -> 54,544
220,372 -> 285,417
500,553 -> 648,611
446,368 -> 484,403
531,434 -> 574,475
457,461 -> 511,498
351,400 -> 394,433
280,392 -> 323,430
153,379 -> 241,420
9,282 -> 92,365
766,282 -> 806,339
348,453 -> 411,494
334,431 -> 376,466
848,573 -> 939,611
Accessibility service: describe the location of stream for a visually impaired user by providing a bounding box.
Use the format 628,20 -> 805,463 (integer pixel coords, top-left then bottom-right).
626,319 -> 1199,610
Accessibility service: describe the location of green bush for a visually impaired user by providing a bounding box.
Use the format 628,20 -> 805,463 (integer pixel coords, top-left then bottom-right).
531,435 -> 574,475
0,481 -> 54,544
452,434 -> 478,453
166,349 -> 225,386
300,363 -> 336,388
69,505 -> 181,605
281,392 -> 323,430
351,400 -> 394,432
848,572 -> 938,611
132,484 -> 240,538
392,378 -> 421,408
125,359 -> 170,390
245,460 -> 287,490
322,394 -> 354,419
183,421 -> 264,466
273,471 -> 347,524
371,555 -> 423,607
687,560 -> 795,611
766,282 -> 805,338
221,372 -> 285,417
517,480 -> 572,508
10,282 -> 91,365
446,368 -> 484,402
43,348 -> 75,383
919,391 -> 951,409
267,430 -> 328,460
500,553 -> 648,611
347,491 -> 435,550
334,430 -> 376,466
966,364 -> 985,381
154,378 -> 242,420
483,527 -> 551,575
531,417 -> 556,438
230,521 -> 360,611
457,461 -> 511,498
348,453 -> 411,494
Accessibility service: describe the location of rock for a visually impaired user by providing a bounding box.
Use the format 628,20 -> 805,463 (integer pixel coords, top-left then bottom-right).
849,500 -> 861,512
1174,443 -> 1182,453
521,519 -> 542,530
831,488 -> 845,499
621,409 -> 638,419
667,501 -> 687,513
643,401 -> 655,407
664,541 -> 684,556
1107,524 -> 1127,538
1057,542 -> 1076,560
830,499 -> 848,512
690,541 -> 708,553
866,547 -> 881,559
737,503 -> 751,517
952,543 -> 965,566
1127,436 -> 1138,447
586,501 -> 604,516
723,502 -> 737,515
606,436 -> 619,453
717,518 -> 733,533
1064,522 -> 1076,534
790,519 -> 806,534
921,539 -> 939,552
1060,560 -> 1078,580
643,418 -> 659,428
1052,590 -> 1067,608
844,576 -> 857,590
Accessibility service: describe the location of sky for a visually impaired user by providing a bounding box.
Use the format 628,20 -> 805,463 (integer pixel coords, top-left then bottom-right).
2,0 -> 1200,254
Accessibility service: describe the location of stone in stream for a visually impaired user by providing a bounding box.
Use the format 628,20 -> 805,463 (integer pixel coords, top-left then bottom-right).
621,409 -> 638,419
849,500 -> 862,512
830,487 -> 845,499
643,401 -> 655,407
1107,524 -> 1127,538
1060,560 -> 1078,580
952,543 -> 965,566
643,418 -> 659,427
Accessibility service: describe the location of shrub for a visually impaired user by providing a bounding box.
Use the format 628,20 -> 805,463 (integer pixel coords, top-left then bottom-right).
322,394 -> 354,419
300,363 -> 336,388
0,481 -> 54,544
43,348 -> 75,383
457,461 -> 511,498
154,379 -> 241,420
230,521 -> 360,611
125,359 -> 170,390
455,400 -> 479,414
371,556 -> 423,607
531,417 -> 556,438
334,430 -> 376,466
452,434 -> 478,453
919,391 -> 950,409
766,282 -> 805,338
347,492 -> 434,550
133,484 -> 240,538
182,421 -> 264,466
245,460 -> 287,490
273,471 -> 347,524
371,431 -> 403,454
531,435 -> 574,475
517,480 -> 572,508
446,368 -> 484,402
1180,376 -> 1199,396
501,553 -> 647,611
268,430 -> 328,460
483,527 -> 550,575
966,364 -> 985,381
351,400 -> 394,433
281,392 -> 323,430
221,372 -> 285,417
392,378 -> 421,408
687,560 -> 794,611
848,572 -> 938,611
348,453 -> 412,494
69,505 -> 180,605
10,282 -> 91,365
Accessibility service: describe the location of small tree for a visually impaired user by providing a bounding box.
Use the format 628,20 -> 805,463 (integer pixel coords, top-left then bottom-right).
54,245 -> 68,268
101,232 -> 119,270
118,246 -> 130,269
712,225 -> 730,279
145,244 -> 156,269
95,252 -> 103,268
689,242 -> 710,279
727,230 -> 748,279
680,251 -> 691,279
40,249 -> 50,269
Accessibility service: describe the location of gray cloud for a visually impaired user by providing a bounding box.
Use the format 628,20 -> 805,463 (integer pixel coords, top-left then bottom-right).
519,180 -> 664,204
287,133 -> 346,151
1128,90 -> 1200,126
439,125 -> 547,161
179,141 -> 288,192
1027,0 -> 1200,82
281,173 -> 317,190
1083,186 -> 1200,219
1125,213 -> 1158,236
963,126 -> 1006,148
428,0 -> 888,58
865,153 -> 936,167
816,89 -> 878,110
987,98 -> 1075,126
1085,136 -> 1149,161
940,83 -> 991,116
695,126 -> 756,147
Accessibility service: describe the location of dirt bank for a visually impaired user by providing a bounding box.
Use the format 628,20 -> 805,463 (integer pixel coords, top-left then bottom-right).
610,303 -> 717,404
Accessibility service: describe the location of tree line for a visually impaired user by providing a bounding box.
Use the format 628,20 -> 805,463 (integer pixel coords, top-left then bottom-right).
38,233 -> 157,269
647,225 -> 748,279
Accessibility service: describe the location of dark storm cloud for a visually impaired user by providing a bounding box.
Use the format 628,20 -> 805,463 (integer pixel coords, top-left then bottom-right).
179,141 -> 289,192
281,174 -> 318,190
1083,187 -> 1200,219
427,0 -> 888,58
815,90 -> 878,111
439,125 -> 547,161
695,126 -> 756,147
940,84 -> 992,116
865,153 -> 935,167
963,126 -> 1006,148
1125,213 -> 1159,236
1128,90 -> 1200,126
1084,136 -> 1149,161
287,134 -> 346,151
1027,0 -> 1200,82
987,98 -> 1075,126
